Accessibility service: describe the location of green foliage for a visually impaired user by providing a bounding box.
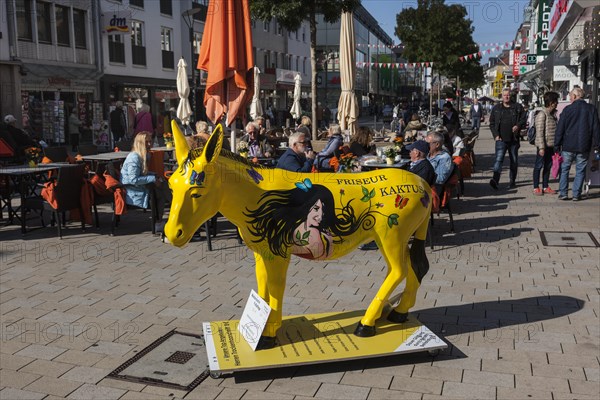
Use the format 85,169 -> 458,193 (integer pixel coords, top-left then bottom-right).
394,0 -> 484,89
250,0 -> 361,30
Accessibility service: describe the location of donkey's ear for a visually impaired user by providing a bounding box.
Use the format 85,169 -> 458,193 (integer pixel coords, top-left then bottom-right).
202,124 -> 224,164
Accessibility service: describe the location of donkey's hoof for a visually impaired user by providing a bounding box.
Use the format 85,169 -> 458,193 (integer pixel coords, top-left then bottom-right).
354,322 -> 376,337
256,335 -> 277,350
387,310 -> 408,323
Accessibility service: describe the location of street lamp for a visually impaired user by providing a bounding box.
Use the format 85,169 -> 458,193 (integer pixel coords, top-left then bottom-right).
182,8 -> 201,124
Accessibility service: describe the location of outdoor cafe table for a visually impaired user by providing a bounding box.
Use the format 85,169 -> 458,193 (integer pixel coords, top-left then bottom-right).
0,164 -> 62,234
81,151 -> 130,172
360,159 -> 410,171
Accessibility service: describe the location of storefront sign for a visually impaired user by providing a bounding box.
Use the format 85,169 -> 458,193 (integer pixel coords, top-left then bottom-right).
512,50 -> 521,77
527,54 -> 538,65
102,11 -> 131,34
553,65 -> 578,81
537,0 -> 552,55
548,0 -> 572,47
275,68 -> 297,84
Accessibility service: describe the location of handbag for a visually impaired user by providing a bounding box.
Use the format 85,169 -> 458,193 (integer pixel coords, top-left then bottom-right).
551,153 -> 563,179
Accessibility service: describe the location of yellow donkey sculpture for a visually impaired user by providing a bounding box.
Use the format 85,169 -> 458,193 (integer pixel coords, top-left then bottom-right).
164,122 -> 432,349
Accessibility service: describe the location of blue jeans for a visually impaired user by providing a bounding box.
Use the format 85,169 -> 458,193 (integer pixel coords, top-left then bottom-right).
492,140 -> 519,184
559,151 -> 589,198
533,147 -> 554,189
471,117 -> 481,130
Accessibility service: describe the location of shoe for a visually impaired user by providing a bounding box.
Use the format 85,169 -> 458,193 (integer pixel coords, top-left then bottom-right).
543,187 -> 557,194
489,179 -> 498,190
533,188 -> 543,196
509,182 -> 517,189
572,196 -> 581,202
558,195 -> 569,200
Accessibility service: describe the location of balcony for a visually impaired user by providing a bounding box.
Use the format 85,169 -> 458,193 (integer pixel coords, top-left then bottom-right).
162,50 -> 174,69
132,45 -> 146,66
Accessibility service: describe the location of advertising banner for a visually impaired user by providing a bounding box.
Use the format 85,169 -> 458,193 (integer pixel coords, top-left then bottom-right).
102,11 -> 131,35
513,50 -> 521,77
537,0 -> 552,55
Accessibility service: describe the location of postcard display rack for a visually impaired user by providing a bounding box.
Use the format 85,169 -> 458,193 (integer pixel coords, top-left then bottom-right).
42,100 -> 65,144
92,102 -> 111,150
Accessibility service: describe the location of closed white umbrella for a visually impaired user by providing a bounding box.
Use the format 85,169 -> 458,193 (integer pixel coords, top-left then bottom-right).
290,73 -> 302,120
249,66 -> 263,121
176,58 -> 192,125
337,11 -> 359,135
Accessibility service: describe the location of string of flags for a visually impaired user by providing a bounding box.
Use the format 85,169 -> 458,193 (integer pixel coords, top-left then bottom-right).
355,62 -> 434,68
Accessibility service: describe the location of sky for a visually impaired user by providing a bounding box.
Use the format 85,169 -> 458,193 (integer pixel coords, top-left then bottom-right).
362,0 -> 531,63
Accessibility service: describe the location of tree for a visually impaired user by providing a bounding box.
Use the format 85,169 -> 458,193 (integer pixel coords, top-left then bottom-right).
250,0 -> 361,140
394,0 -> 484,92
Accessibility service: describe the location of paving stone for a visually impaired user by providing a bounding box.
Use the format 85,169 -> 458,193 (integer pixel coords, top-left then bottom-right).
0,387 -> 46,400
14,344 -> 67,360
389,376 -> 442,395
0,353 -> 35,370
314,382 -> 370,399
411,364 -> 462,382
568,379 -> 600,396
214,387 -> 247,400
340,370 -> 393,389
19,359 -> 74,378
66,383 -> 126,399
516,374 -> 570,393
61,366 -> 110,384
463,369 -> 514,388
367,388 -> 422,399
267,378 -> 321,397
23,376 -> 82,397
0,369 -> 40,390
441,381 -> 495,399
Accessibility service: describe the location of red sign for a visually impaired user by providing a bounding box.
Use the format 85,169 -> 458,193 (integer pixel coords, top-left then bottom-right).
513,50 -> 521,77
550,0 -> 570,34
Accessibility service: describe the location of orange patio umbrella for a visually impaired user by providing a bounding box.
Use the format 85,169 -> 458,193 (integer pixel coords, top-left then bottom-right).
197,0 -> 254,127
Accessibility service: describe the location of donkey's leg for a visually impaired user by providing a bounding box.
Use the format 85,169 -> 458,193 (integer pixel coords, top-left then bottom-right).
257,257 -> 291,349
355,236 -> 409,337
254,252 -> 269,302
390,214 -> 431,322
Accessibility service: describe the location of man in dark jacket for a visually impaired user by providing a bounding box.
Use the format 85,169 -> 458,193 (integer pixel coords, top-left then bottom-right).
276,131 -> 315,172
469,98 -> 483,131
442,102 -> 460,128
402,140 -> 436,187
110,101 -> 127,142
555,87 -> 600,201
488,88 -> 527,189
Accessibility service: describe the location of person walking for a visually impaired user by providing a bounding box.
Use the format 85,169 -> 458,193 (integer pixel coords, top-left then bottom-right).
134,104 -> 155,136
109,101 -> 127,143
489,88 -> 526,190
555,87 -> 600,201
469,98 -> 483,132
532,91 -> 559,196
68,108 -> 83,152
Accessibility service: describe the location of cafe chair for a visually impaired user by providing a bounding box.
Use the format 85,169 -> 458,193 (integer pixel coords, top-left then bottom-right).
43,146 -> 69,163
114,140 -> 132,151
24,164 -> 86,238
430,163 -> 459,238
77,144 -> 98,156
111,184 -> 158,236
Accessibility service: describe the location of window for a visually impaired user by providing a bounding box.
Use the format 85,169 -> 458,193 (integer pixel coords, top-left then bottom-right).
263,20 -> 270,32
161,27 -> 174,69
130,0 -> 144,8
273,52 -> 278,68
16,0 -> 32,41
302,26 -> 306,42
131,20 -> 143,47
73,9 -> 87,49
303,58 -> 306,74
131,20 -> 146,66
193,32 -> 202,54
276,21 -> 282,35
296,57 -> 299,72
36,1 -> 52,43
263,52 -> 269,71
55,5 -> 70,46
108,34 -> 125,63
159,0 -> 172,16
295,30 -> 299,40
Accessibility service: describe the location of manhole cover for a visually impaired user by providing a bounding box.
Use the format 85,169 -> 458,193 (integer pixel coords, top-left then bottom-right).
540,231 -> 600,247
107,331 -> 209,391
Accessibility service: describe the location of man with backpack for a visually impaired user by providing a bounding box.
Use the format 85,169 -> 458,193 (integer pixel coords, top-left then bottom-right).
532,92 -> 559,195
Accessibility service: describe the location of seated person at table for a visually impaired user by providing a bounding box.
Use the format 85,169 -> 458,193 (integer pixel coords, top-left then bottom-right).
255,116 -> 267,135
314,124 -> 344,170
426,131 -> 453,194
276,131 -> 315,172
240,122 -> 273,158
447,124 -> 464,157
403,114 -> 424,141
188,120 -> 230,151
2,114 -> 36,159
349,126 -> 376,157
121,131 -> 171,218
401,140 -> 436,187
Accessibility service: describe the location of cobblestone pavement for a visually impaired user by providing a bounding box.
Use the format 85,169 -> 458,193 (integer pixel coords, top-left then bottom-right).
1,125 -> 599,399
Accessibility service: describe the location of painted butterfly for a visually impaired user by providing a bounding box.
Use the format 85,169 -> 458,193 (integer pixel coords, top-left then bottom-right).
295,178 -> 313,192
246,168 -> 264,184
395,194 -> 409,209
189,170 -> 205,186
420,191 -> 430,208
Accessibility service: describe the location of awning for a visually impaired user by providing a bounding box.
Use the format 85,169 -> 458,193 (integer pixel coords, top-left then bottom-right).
22,63 -> 101,80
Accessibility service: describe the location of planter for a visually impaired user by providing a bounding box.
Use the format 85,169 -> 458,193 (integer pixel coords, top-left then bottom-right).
386,157 -> 394,165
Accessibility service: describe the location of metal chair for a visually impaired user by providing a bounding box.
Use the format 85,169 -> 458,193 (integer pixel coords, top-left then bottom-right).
77,144 -> 98,156
24,164 -> 86,238
43,146 -> 69,163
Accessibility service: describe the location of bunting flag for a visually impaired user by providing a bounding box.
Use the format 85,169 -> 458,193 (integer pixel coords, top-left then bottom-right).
354,62 -> 433,69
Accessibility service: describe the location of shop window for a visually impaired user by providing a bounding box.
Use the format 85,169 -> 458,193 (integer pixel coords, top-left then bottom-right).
73,9 -> 87,49
160,0 -> 172,16
16,0 -> 33,41
36,1 -> 52,44
108,34 -> 125,64
161,27 -> 174,69
130,0 -> 144,8
55,5 -> 70,46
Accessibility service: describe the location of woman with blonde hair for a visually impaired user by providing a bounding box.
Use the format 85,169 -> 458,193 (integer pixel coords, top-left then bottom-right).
121,131 -> 170,218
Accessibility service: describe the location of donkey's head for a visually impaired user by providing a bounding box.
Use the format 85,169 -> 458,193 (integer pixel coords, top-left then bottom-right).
164,121 -> 224,247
